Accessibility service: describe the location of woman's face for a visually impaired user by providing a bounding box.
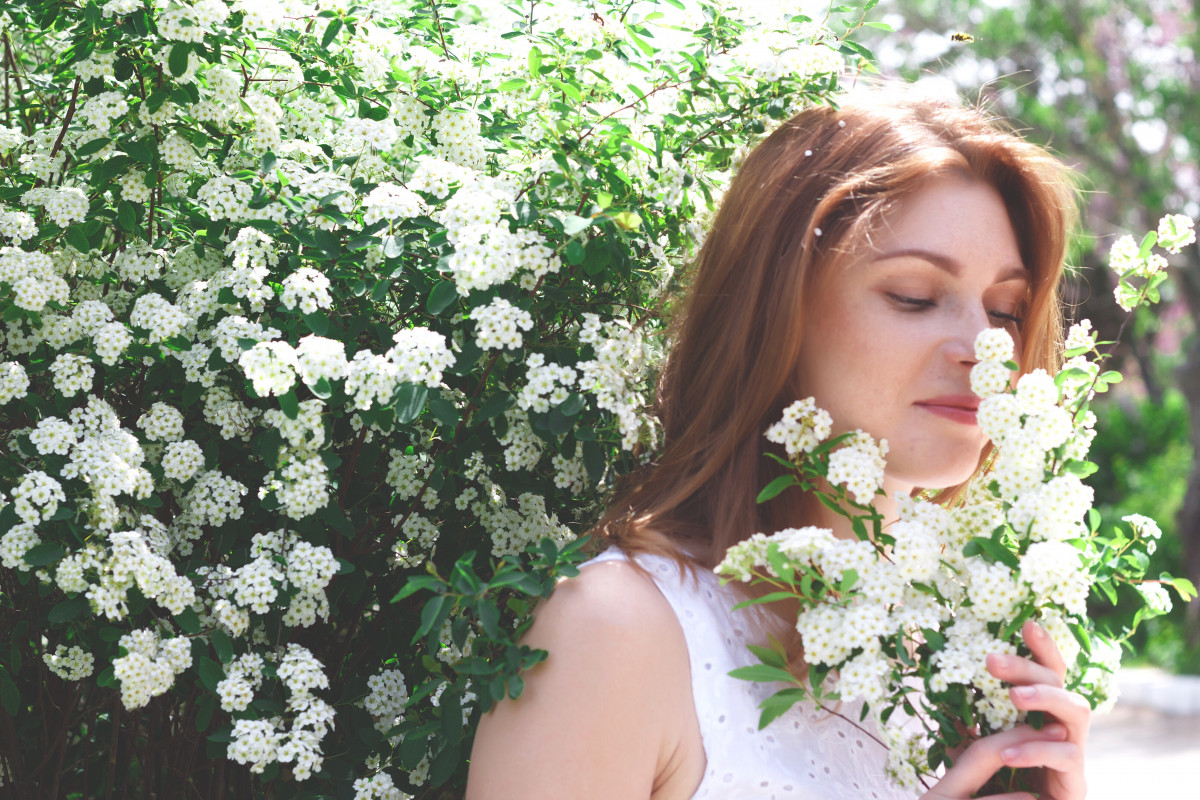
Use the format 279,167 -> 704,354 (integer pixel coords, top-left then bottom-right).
796,173 -> 1028,494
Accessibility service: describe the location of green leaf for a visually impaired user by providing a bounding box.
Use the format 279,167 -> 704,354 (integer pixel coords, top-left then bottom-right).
168,43 -> 190,76
198,657 -> 224,691
476,392 -> 514,422
478,600 -> 501,639
582,440 -> 604,483
558,392 -> 586,417
414,594 -> 454,643
0,669 -> 18,715
75,136 -> 111,157
729,664 -> 798,684
498,78 -> 528,91
65,225 -> 91,253
1137,230 -> 1158,259
116,200 -> 136,231
392,383 -> 428,424
757,687 -> 808,729
310,376 -> 333,400
176,607 -> 201,634
382,234 -> 404,259
278,389 -> 299,420
1165,575 -> 1198,602
528,46 -> 543,75
756,474 -> 797,504
559,214 -> 592,235
48,595 -> 89,623
322,17 -> 343,48
210,629 -> 234,664
427,281 -> 458,315
23,542 -> 64,567
391,575 -> 443,603
428,391 -> 460,427
318,503 -> 356,538
745,642 -> 789,670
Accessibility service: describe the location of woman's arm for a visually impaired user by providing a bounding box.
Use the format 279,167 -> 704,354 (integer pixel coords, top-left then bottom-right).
466,559 -> 697,800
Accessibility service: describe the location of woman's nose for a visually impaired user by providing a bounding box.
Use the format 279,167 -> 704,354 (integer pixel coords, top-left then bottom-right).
947,305 -> 994,366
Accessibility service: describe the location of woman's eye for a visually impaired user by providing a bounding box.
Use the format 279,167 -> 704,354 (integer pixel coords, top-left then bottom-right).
886,292 -> 935,309
989,309 -> 1024,326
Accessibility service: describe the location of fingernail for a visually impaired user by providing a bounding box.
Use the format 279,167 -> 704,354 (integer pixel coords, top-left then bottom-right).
1045,724 -> 1067,740
1002,746 -> 1020,763
1012,686 -> 1035,700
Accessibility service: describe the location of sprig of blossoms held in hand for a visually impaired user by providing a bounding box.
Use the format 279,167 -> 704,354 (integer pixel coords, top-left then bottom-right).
718,305 -> 1195,790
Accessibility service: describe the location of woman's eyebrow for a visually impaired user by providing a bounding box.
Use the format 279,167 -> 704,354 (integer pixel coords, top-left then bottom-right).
874,247 -> 1028,283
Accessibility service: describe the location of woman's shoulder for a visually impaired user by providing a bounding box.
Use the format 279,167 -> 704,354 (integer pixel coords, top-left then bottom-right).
466,545 -> 701,798
540,546 -> 686,638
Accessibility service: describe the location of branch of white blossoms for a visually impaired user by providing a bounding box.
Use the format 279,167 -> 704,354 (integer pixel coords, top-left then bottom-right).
716,214 -> 1198,792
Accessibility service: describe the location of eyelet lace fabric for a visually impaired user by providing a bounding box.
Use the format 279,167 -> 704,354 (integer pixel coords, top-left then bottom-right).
582,547 -> 920,800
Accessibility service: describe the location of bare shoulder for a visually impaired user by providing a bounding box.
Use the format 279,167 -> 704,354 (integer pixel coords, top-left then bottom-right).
466,556 -> 698,800
531,556 -> 682,640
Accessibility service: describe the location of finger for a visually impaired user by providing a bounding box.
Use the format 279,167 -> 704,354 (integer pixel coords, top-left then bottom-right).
1023,620 -> 1067,679
986,652 -> 1061,689
1000,739 -> 1085,773
934,724 -> 1067,798
1009,685 -> 1091,741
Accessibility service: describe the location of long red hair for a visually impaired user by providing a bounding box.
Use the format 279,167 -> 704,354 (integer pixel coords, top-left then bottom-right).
592,94 -> 1077,652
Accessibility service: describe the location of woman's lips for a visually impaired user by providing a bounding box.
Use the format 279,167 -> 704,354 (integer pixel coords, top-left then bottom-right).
915,395 -> 980,425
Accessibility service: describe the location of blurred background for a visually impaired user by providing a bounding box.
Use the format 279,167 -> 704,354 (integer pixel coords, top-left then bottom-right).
861,2 -> 1200,794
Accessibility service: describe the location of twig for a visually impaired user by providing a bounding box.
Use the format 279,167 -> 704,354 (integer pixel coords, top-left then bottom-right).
47,77 -> 80,160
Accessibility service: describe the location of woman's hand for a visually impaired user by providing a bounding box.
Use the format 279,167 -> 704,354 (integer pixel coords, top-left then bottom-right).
920,620 -> 1090,800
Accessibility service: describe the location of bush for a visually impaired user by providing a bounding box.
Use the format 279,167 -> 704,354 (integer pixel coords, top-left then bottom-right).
0,0 -> 879,795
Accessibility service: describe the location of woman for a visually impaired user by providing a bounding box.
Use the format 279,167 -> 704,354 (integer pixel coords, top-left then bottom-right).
466,94 -> 1090,799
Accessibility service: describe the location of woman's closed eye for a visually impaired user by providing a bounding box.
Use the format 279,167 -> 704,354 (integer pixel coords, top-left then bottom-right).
885,292 -> 1023,326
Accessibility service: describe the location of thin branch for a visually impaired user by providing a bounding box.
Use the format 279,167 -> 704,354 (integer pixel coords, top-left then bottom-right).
47,77 -> 81,160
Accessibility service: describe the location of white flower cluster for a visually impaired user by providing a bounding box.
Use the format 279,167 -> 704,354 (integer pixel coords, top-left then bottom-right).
362,183 -> 428,225
363,668 -> 409,734
576,314 -> 653,450
0,361 -> 29,403
827,431 -> 888,504
78,91 -> 130,130
137,402 -> 185,442
112,628 -> 193,709
1,246 -> 69,313
227,644 -> 333,780
0,209 -> 37,242
1157,213 -> 1196,253
218,653 -> 266,712
43,644 -> 96,681
353,771 -> 406,800
280,267 -> 333,314
517,353 -> 576,413
78,528 -> 197,620
764,396 -> 833,458
469,297 -> 533,350
344,328 -> 455,410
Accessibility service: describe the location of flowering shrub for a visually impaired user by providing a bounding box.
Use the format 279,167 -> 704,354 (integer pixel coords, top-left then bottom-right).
0,0 -> 882,795
718,215 -> 1199,793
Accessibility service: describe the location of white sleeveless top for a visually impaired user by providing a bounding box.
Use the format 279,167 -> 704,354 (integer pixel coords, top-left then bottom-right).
581,546 -> 918,800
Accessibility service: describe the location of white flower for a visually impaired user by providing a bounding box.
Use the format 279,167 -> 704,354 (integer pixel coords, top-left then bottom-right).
1020,541 -> 1089,614
974,328 -> 1014,363
1015,369 -> 1058,416
137,402 -> 185,442
43,644 -> 95,680
765,397 -> 833,458
970,360 -> 1010,399
469,297 -> 534,350
1156,214 -> 1195,254
50,353 -> 95,398
827,431 -> 887,504
240,341 -> 298,397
